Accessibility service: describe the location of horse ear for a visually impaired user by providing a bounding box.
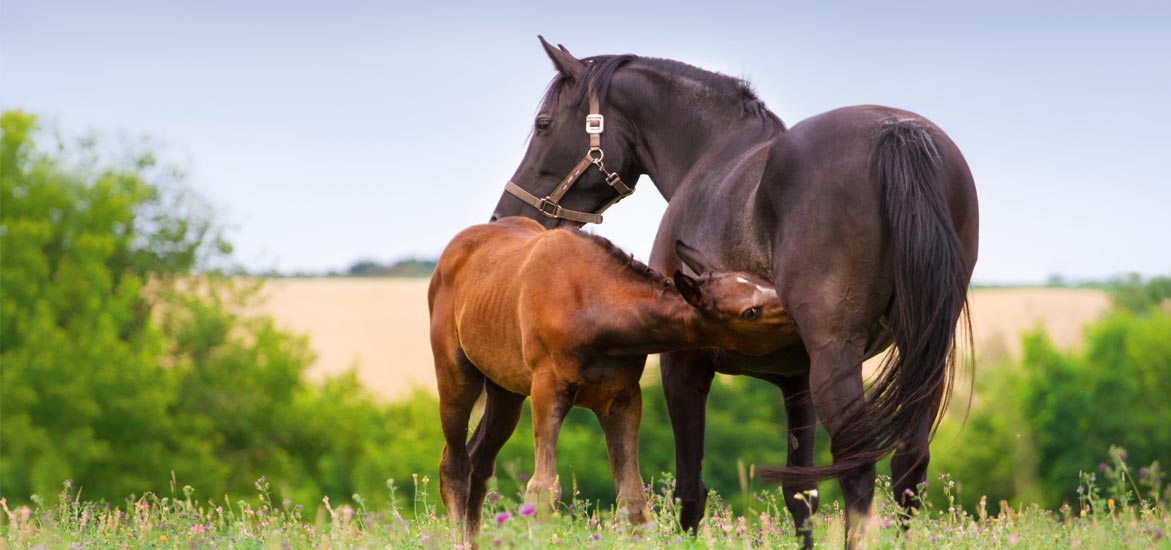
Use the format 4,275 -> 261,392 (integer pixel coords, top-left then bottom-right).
675,240 -> 711,275
539,35 -> 583,80
674,271 -> 705,309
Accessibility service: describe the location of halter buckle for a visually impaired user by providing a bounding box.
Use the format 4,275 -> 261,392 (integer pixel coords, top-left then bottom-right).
538,197 -> 561,218
585,114 -> 604,134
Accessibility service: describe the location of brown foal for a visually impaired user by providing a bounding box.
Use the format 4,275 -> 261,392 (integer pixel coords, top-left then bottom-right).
428,217 -> 796,540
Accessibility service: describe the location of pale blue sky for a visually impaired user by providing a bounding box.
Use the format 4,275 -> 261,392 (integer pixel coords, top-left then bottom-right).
3,0 -> 1168,283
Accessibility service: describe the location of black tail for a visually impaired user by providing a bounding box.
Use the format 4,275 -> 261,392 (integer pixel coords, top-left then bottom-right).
761,120 -> 973,485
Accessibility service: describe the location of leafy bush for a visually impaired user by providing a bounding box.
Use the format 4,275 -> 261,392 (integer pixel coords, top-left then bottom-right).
0,111 -> 438,508
928,275 -> 1171,510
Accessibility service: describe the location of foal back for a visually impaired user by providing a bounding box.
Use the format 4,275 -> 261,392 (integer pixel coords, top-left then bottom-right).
429,216 -> 600,396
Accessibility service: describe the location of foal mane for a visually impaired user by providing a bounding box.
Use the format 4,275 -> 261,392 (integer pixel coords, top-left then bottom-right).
540,54 -> 784,128
565,228 -> 673,289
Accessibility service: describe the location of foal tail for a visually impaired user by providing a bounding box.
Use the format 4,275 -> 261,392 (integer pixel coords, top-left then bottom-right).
762,119 -> 972,485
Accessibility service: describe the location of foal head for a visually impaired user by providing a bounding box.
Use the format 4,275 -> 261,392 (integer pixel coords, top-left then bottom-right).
672,241 -> 791,355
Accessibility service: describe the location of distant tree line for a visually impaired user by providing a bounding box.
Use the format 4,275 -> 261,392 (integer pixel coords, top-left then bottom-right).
256,258 -> 438,278
342,258 -> 436,277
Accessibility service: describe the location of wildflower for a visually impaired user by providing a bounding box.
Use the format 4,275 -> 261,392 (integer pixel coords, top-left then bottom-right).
190,523 -> 206,535
1007,533 -> 1020,546
1099,463 -> 1108,472
1107,498 -> 1115,510
633,533 -> 641,541
495,511 -> 512,526
1076,486 -> 1084,494
160,535 -> 168,542
519,503 -> 536,517
1139,467 -> 1149,479
588,533 -> 600,541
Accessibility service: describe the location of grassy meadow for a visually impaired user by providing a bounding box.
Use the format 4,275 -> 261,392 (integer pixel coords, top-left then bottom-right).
3,467 -> 1167,549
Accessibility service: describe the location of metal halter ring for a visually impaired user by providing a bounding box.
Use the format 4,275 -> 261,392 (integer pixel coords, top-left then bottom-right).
588,148 -> 604,162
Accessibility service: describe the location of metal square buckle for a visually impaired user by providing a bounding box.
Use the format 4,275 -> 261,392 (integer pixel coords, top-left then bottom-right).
538,197 -> 561,218
585,114 -> 604,134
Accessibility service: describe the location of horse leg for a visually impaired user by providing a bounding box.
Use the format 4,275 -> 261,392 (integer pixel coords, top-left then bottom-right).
807,343 -> 875,549
592,377 -> 649,525
525,370 -> 573,513
465,380 -> 526,539
890,384 -> 944,521
770,372 -> 819,550
436,348 -> 485,534
661,349 -> 717,532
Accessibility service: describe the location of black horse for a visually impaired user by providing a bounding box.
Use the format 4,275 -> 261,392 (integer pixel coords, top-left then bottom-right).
490,38 -> 978,548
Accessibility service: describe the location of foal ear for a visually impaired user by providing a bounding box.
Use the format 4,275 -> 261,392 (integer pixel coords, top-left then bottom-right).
674,271 -> 706,309
539,35 -> 584,80
674,240 -> 712,275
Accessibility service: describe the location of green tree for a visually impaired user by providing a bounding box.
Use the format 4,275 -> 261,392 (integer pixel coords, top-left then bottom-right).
0,110 -> 223,499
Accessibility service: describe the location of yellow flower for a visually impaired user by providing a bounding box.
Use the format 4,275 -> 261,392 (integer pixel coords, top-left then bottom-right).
1107,498 -> 1115,510
160,534 -> 168,542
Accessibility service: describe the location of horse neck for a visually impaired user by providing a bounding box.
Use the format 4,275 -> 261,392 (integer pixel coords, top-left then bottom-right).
618,65 -> 783,200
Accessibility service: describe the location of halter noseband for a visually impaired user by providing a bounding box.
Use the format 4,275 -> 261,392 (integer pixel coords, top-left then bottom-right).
504,93 -> 634,224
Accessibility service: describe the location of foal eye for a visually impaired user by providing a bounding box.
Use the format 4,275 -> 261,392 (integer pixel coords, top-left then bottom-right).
535,117 -> 552,131
741,306 -> 762,320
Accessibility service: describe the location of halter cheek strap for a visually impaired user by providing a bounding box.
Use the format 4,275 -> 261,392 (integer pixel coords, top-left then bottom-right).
504,94 -> 634,224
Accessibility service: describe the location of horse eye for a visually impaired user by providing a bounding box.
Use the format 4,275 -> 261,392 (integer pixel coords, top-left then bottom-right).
741,306 -> 762,320
535,117 -> 552,131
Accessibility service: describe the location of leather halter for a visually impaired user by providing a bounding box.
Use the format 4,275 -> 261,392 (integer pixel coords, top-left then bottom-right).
504,93 -> 634,224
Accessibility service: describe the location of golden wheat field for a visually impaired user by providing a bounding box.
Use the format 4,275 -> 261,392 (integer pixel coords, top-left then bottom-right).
256,279 -> 1109,401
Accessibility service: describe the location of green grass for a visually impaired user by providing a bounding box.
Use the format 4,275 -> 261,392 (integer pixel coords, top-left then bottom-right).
3,472 -> 1167,549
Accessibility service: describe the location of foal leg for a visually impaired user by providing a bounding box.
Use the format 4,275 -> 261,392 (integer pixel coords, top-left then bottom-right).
592,377 -> 649,525
465,381 -> 526,538
769,372 -> 820,550
525,371 -> 573,513
808,344 -> 876,549
436,349 -> 486,530
661,349 -> 717,532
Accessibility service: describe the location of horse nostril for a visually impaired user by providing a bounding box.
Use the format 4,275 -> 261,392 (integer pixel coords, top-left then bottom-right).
490,213 -> 500,222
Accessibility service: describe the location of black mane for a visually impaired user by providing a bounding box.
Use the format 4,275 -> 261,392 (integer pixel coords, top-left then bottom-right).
540,54 -> 784,128
566,227 -> 673,288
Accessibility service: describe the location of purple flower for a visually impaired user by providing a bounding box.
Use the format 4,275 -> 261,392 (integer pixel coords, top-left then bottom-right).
1077,486 -> 1084,494
519,503 -> 536,517
495,511 -> 512,526
1139,467 -> 1149,479
1099,463 -> 1108,472
589,534 -> 600,541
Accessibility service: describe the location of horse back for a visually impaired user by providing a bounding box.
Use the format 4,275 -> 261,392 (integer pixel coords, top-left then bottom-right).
763,105 -> 978,343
